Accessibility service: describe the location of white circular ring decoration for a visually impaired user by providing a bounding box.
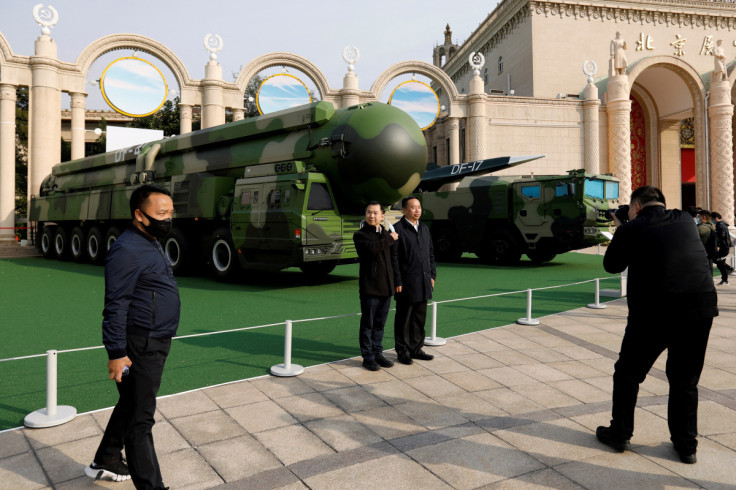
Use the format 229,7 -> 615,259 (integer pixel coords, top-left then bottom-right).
33,4 -> 58,35
203,33 -> 224,61
582,60 -> 598,83
469,52 -> 485,76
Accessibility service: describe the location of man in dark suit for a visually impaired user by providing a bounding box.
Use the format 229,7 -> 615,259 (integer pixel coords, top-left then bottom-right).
393,196 -> 437,365
597,186 -> 718,464
353,202 -> 400,371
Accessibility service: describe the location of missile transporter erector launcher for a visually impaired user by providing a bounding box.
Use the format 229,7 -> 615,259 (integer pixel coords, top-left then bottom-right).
30,101 -> 427,278
415,167 -> 619,264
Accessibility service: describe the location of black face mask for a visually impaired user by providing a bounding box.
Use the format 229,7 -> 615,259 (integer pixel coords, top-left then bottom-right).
140,210 -> 172,238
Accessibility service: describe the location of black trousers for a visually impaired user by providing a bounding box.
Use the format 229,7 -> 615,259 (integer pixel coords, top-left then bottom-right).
359,295 -> 391,360
610,311 -> 712,453
95,334 -> 171,490
715,257 -> 732,281
394,299 -> 427,356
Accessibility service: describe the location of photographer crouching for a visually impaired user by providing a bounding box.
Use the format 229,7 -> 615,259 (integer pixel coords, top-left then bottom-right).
596,186 -> 718,464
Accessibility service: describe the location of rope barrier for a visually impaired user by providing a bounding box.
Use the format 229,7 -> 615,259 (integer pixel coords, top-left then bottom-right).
7,273 -> 622,428
0,275 -> 620,365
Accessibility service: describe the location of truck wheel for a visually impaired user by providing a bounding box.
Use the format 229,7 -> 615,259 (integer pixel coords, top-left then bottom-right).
209,228 -> 240,280
105,227 -> 121,253
479,230 -> 521,265
87,227 -> 105,263
54,227 -> 70,260
40,226 -> 55,259
299,261 -> 337,276
164,228 -> 189,273
526,248 -> 557,263
432,227 -> 462,262
70,227 -> 86,262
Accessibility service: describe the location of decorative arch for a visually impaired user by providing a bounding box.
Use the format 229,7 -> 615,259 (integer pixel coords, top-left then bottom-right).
75,34 -> 193,89
371,61 -> 459,103
235,52 -> 332,99
0,33 -> 14,64
627,55 -> 707,204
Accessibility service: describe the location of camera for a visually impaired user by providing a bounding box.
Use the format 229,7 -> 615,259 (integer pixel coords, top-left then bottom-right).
605,205 -> 630,224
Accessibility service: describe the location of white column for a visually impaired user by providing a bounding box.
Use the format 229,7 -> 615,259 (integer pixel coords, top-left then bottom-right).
583,82 -> 601,175
0,84 -> 17,242
179,103 -> 192,134
341,72 -> 360,108
70,92 -> 87,160
29,34 -> 61,199
231,108 -> 245,122
467,75 -> 486,161
201,61 -> 225,129
606,75 -> 632,203
448,118 -> 460,165
709,79 -> 735,224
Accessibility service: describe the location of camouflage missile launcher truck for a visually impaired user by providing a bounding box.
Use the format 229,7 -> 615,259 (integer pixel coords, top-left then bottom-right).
29,101 -> 427,278
414,167 -> 619,264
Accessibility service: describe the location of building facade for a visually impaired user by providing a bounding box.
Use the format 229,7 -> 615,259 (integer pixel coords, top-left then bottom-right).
427,0 -> 736,224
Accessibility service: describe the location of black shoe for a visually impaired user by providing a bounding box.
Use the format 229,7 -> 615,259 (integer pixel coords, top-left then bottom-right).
84,460 -> 131,482
375,354 -> 394,368
718,279 -> 729,285
677,450 -> 697,464
411,350 -> 434,361
596,426 -> 631,452
362,359 -> 380,371
397,354 -> 413,365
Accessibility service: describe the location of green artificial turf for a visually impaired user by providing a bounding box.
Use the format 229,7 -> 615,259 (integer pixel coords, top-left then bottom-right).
0,253 -> 620,431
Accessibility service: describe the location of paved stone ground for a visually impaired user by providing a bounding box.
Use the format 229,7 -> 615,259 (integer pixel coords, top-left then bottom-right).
2,286 -> 735,489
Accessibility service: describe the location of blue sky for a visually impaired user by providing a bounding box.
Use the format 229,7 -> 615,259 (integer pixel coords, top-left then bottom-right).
2,0 -> 499,110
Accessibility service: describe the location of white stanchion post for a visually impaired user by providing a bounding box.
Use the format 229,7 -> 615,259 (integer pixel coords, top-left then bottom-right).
424,301 -> 446,346
270,320 -> 304,377
517,289 -> 540,325
587,278 -> 608,309
24,350 -> 77,428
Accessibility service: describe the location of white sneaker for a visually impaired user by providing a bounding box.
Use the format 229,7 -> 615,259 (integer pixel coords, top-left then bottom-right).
84,461 -> 131,482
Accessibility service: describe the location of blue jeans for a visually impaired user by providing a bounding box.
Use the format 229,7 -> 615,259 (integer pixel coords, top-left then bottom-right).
359,296 -> 391,360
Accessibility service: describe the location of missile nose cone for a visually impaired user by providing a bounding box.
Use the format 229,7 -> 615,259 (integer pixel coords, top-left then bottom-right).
336,103 -> 427,207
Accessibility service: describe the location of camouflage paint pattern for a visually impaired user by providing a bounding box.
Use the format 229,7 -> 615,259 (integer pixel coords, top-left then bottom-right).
30,101 -> 427,274
417,169 -> 619,263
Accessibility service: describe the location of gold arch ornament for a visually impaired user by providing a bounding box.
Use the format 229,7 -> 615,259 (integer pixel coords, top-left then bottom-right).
100,57 -> 168,118
388,80 -> 440,130
256,73 -> 312,115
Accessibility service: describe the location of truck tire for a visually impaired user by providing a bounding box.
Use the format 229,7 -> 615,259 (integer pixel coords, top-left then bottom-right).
209,228 -> 239,280
432,226 -> 462,262
526,248 -> 557,263
163,228 -> 189,273
86,226 -> 105,263
479,230 -> 521,265
299,261 -> 337,276
54,227 -> 70,260
70,226 -> 86,262
105,227 -> 121,253
40,226 -> 55,259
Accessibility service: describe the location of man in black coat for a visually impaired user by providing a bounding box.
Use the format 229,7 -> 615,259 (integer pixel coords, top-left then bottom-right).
712,211 -> 734,285
597,186 -> 717,464
86,184 -> 179,489
393,196 -> 437,365
353,202 -> 400,371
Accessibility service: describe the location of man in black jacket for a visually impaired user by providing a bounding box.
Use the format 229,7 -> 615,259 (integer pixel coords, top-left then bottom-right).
597,186 -> 717,464
353,202 -> 400,371
393,196 -> 437,365
712,211 -> 734,285
85,184 -> 179,489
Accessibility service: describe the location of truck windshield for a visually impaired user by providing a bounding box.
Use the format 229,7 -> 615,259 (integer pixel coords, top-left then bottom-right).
584,178 -> 604,199
605,181 -> 619,199
307,182 -> 334,210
